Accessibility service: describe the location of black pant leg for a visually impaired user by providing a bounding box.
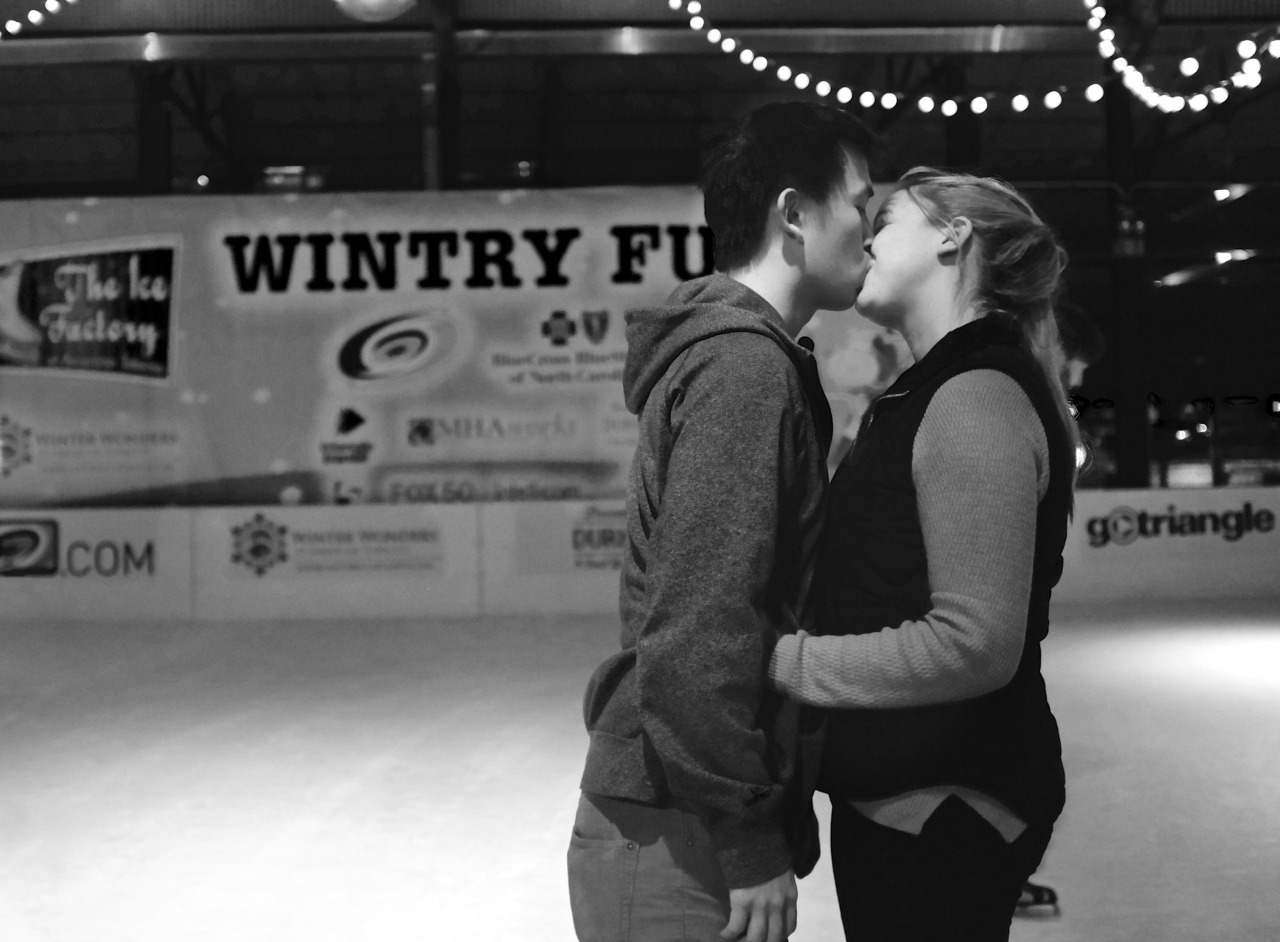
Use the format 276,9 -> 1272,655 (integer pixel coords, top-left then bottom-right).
829,795 -> 1054,942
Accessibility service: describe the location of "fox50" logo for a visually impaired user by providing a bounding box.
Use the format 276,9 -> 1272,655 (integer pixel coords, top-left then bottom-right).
0,520 -> 155,578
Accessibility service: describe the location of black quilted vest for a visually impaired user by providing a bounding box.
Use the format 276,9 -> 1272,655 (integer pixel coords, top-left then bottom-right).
815,316 -> 1069,830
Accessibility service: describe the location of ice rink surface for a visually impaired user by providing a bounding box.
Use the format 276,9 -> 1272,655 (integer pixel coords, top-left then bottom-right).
2,596 -> 1279,941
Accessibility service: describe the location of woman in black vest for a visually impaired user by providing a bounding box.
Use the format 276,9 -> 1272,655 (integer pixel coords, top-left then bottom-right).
769,168 -> 1079,941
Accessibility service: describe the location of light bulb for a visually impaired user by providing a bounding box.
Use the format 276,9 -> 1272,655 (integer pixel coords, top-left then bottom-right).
1100,28 -> 1115,42
941,99 -> 959,117
1214,188 -> 1231,200
687,0 -> 701,11
689,15 -> 704,30
918,95 -> 935,113
739,49 -> 753,64
753,57 -> 768,71
1086,83 -> 1104,102
1044,90 -> 1063,109
860,90 -> 876,108
776,65 -> 792,82
881,92 -> 898,109
1210,86 -> 1229,104
1243,57 -> 1261,74
837,87 -> 853,103
1188,94 -> 1208,111
332,0 -> 417,22
816,80 -> 831,97
1012,94 -> 1029,112
1180,57 -> 1200,76
1238,39 -> 1257,59
794,73 -> 810,90
970,96 -> 988,114
5,19 -> 21,33
1270,39 -> 1280,58
28,10 -> 43,24
1113,56 -> 1129,72
668,0 -> 682,10
1098,40 -> 1116,58
706,28 -> 721,43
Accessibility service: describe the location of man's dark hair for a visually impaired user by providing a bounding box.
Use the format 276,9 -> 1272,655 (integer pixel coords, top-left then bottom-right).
700,101 -> 880,272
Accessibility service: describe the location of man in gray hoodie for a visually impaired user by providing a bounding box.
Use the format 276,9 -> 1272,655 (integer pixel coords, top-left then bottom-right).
568,101 -> 878,942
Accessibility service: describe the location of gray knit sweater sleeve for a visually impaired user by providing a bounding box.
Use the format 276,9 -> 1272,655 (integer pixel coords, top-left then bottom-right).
769,369 -> 1049,708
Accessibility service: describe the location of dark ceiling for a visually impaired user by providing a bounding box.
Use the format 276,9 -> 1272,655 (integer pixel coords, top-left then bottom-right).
1,2 -> 1277,288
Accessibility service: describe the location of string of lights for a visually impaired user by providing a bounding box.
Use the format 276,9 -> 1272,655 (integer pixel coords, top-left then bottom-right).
666,0 -> 1278,116
1,0 -> 78,39
1084,0 -> 1277,112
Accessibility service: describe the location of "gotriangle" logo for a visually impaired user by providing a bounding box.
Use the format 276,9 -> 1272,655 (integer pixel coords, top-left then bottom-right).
1086,502 -> 1276,548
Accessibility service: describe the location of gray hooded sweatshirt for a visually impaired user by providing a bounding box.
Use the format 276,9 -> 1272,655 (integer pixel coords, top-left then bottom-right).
579,273 -> 832,889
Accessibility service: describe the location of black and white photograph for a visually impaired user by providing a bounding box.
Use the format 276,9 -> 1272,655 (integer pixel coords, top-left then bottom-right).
2,2 -> 1278,940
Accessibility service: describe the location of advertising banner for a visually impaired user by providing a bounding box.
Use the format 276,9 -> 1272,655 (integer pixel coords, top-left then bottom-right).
0,188 -> 905,509
479,500 -> 627,614
1057,487 -> 1280,602
0,508 -> 193,620
192,504 -> 480,620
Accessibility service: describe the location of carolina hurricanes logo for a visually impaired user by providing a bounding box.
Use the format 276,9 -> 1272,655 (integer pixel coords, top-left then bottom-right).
0,520 -> 59,576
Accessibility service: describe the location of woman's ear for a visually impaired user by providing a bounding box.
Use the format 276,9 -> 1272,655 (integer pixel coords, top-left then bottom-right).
938,216 -> 974,259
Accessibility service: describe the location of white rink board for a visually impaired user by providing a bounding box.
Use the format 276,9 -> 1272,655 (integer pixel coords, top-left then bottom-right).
5,488 -> 1277,622
191,505 -> 480,620
1057,487 -> 1280,602
0,508 -> 193,621
479,500 -> 626,614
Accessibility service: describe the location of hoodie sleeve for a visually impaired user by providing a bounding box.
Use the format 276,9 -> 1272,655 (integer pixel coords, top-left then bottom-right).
635,331 -> 800,889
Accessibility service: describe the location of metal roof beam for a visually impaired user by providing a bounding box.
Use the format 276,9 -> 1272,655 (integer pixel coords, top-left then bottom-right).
0,25 -> 1104,66
2,22 -> 1265,66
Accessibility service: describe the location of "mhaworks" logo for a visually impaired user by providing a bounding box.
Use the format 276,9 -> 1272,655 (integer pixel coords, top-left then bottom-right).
1087,502 -> 1276,548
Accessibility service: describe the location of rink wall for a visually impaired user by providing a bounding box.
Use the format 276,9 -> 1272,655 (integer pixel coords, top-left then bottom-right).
2,486 -> 1278,622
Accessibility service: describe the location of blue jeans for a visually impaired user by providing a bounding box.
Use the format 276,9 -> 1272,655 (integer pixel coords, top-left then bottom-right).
567,792 -> 730,942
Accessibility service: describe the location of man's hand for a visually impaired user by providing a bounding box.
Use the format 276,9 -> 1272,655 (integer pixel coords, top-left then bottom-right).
721,868 -> 798,942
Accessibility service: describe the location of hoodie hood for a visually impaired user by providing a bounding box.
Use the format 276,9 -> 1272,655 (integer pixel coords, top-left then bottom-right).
623,273 -> 810,415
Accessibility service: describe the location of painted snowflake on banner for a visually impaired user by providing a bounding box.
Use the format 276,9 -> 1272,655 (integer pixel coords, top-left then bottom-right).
0,415 -> 33,478
231,512 -> 289,576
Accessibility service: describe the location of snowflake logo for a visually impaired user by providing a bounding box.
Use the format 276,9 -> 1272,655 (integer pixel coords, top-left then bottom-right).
231,512 -> 289,576
0,415 -> 33,478
540,310 -> 577,347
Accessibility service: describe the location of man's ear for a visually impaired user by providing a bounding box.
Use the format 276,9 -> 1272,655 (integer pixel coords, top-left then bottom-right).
938,216 -> 974,259
776,188 -> 805,243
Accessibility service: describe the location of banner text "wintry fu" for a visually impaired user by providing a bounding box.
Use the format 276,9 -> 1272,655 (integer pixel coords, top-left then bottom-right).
222,225 -> 715,294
